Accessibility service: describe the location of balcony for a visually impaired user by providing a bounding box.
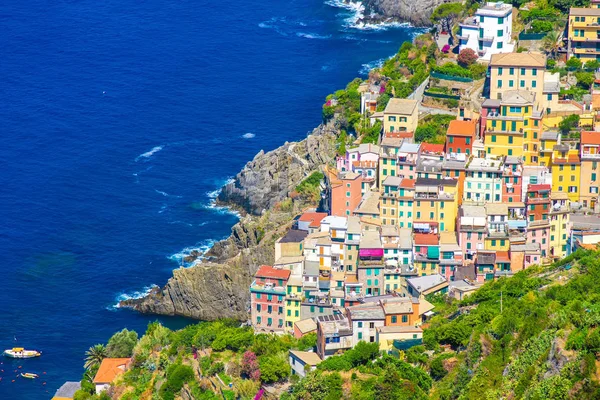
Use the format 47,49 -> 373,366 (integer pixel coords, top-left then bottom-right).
250,280 -> 286,295
478,35 -> 494,42
487,112 -> 525,121
582,152 -> 600,160
526,196 -> 551,204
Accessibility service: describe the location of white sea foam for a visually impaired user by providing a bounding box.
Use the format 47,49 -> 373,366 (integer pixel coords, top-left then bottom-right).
296,32 -> 332,40
135,145 -> 163,161
168,239 -> 219,266
110,285 -> 158,309
242,132 -> 256,139
359,57 -> 386,75
154,189 -> 182,198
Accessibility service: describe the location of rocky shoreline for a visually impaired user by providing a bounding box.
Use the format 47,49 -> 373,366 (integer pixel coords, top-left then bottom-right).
119,123 -> 339,320
352,0 -> 453,27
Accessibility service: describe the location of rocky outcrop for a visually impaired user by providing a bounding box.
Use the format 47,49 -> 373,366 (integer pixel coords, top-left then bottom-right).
356,0 -> 457,27
217,123 -> 338,215
120,123 -> 339,321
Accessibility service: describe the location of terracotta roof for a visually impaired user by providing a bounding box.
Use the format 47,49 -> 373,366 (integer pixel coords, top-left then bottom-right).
414,233 -> 439,246
353,160 -> 378,168
495,251 -> 510,263
93,358 -> 130,384
399,178 -> 416,189
490,52 -> 546,68
553,155 -> 581,164
528,184 -> 551,192
421,143 -> 445,154
255,265 -> 291,280
298,212 -> 327,228
447,120 -> 477,137
581,131 -> 600,146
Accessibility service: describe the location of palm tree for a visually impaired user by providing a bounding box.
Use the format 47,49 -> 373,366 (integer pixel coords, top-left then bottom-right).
542,31 -> 560,60
84,344 -> 107,370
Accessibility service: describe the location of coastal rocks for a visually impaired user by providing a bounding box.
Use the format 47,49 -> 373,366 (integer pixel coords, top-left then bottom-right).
217,123 -> 338,215
357,0 -> 457,27
120,262 -> 251,320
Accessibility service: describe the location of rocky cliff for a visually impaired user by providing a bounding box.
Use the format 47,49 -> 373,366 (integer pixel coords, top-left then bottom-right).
356,0 -> 455,27
120,123 -> 338,320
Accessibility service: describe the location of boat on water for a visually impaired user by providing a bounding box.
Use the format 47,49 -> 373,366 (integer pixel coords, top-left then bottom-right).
20,373 -> 38,379
3,348 -> 41,358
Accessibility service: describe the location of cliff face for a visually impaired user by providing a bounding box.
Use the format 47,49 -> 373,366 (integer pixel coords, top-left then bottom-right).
120,124 -> 339,320
358,0 -> 455,27
217,123 -> 338,215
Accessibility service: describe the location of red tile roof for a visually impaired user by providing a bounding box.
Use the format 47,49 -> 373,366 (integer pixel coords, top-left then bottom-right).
446,120 -> 477,137
255,265 -> 291,280
495,251 -> 510,263
399,178 -> 415,189
93,358 -> 131,384
414,233 -> 439,246
581,131 -> 600,146
553,155 -> 580,164
528,184 -> 551,192
299,212 -> 327,228
421,143 -> 445,154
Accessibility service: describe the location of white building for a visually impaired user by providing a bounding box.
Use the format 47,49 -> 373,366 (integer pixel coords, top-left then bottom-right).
289,350 -> 322,377
347,305 -> 386,345
458,2 -> 514,61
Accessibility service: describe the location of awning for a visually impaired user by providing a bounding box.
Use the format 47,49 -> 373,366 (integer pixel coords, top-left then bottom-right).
427,246 -> 440,259
424,310 -> 435,316
508,220 -> 527,228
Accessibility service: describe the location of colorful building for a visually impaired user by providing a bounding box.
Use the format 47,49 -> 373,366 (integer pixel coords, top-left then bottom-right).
446,119 -> 478,156
488,52 -> 546,101
382,98 -> 419,134
580,131 -> 600,210
250,266 -> 291,333
551,145 -> 581,203
567,7 -> 600,62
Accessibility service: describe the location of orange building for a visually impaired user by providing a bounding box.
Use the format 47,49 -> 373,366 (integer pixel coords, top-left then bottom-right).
326,168 -> 364,217
446,119 -> 477,156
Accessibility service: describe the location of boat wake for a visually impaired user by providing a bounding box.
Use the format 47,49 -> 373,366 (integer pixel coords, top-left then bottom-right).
135,145 -> 163,162
242,132 -> 256,139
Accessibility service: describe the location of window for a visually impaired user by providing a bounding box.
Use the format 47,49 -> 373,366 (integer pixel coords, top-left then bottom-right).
358,332 -> 363,340
547,93 -> 552,101
520,80 -> 525,88
402,315 -> 408,323
521,68 -> 526,75
497,42 -> 503,49
498,29 -> 503,37
388,116 -> 396,122
498,16 -> 503,23
533,69 -> 537,76
492,135 -> 497,142
498,67 -> 503,75
498,80 -> 502,88
532,81 -> 536,88
391,316 -> 397,323
509,80 -> 514,87
509,67 -> 514,75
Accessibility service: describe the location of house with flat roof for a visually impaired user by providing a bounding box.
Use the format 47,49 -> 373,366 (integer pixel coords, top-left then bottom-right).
458,2 -> 514,61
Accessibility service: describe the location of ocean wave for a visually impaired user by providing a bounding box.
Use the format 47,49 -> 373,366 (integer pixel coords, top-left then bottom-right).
359,57 -> 386,75
135,145 -> 163,161
158,204 -> 168,214
296,32 -> 332,40
154,189 -> 182,198
109,285 -> 158,309
168,220 -> 193,227
206,177 -> 235,200
168,239 -> 218,266
242,132 -> 255,139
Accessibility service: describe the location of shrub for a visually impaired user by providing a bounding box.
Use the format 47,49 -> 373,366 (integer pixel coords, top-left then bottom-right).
258,354 -> 290,383
106,328 -> 138,358
558,114 -> 580,134
566,56 -> 583,70
159,363 -> 195,400
458,48 -> 478,67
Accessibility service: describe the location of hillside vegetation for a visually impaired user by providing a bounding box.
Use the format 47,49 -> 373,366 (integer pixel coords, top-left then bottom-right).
74,249 -> 600,399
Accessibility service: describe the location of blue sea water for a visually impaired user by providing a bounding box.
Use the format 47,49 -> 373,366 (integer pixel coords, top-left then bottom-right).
0,0 -> 419,397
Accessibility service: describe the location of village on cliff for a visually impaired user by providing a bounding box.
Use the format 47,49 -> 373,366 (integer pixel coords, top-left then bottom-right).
247,0 -> 600,373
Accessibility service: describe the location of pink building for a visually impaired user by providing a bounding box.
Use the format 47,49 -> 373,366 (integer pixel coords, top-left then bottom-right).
457,205 -> 487,262
526,221 -> 550,259
250,266 -> 291,333
337,143 -> 380,172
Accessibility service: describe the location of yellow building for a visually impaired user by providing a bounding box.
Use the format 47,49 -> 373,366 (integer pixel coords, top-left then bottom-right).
413,178 -> 458,232
489,52 -> 546,101
383,98 -> 419,134
381,176 -> 401,226
579,131 -> 600,209
379,136 -> 402,191
549,193 -> 570,259
539,131 -> 560,167
398,179 -> 415,229
285,275 -> 303,332
484,91 -> 542,161
568,7 -> 600,62
551,145 -> 581,202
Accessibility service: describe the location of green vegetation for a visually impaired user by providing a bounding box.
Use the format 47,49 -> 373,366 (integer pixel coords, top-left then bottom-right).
323,37 -> 435,144
295,171 -> 325,202
415,114 -> 455,144
106,328 -> 138,358
558,114 -> 580,134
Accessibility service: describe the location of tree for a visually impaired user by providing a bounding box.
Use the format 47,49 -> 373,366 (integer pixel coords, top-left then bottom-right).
458,48 -> 478,68
585,60 -> 600,71
258,355 -> 290,383
558,114 -> 580,134
542,31 -> 560,59
84,344 -> 107,370
430,3 -> 463,33
575,71 -> 595,89
241,350 -> 261,381
430,356 -> 448,380
531,20 -> 553,33
566,56 -> 583,71
106,328 -> 138,358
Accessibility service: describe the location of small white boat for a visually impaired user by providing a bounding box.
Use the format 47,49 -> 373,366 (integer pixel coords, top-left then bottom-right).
3,348 -> 41,358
